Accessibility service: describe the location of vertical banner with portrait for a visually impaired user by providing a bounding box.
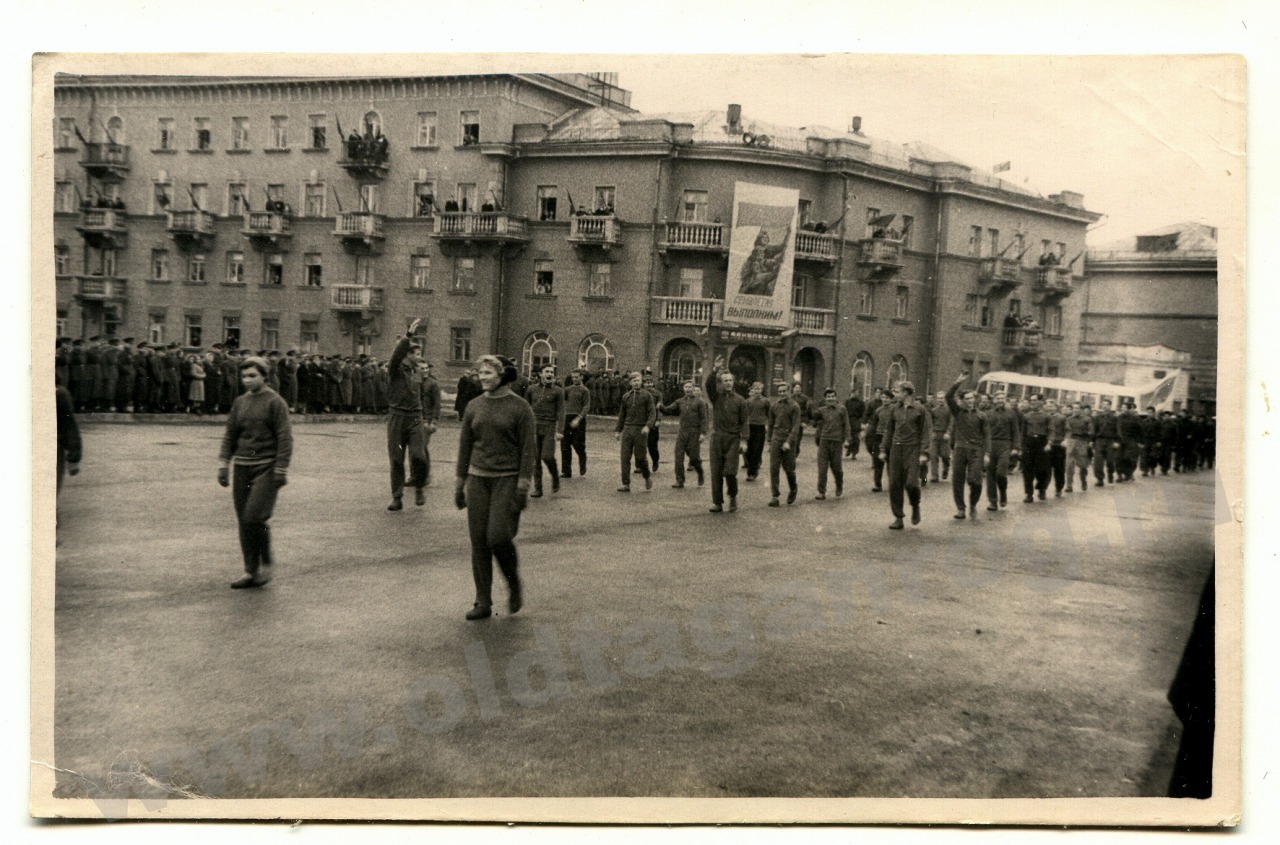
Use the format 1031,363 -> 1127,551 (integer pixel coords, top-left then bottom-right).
724,182 -> 798,328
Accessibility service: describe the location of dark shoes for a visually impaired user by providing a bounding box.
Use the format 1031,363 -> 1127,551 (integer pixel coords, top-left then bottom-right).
617,485 -> 631,492
696,469 -> 705,486
709,504 -> 724,513
955,510 -> 967,520
466,604 -> 492,621
728,497 -> 738,513
414,487 -> 426,507
509,576 -> 523,615
552,476 -> 561,494
387,497 -> 403,511
786,489 -> 797,505
987,504 -> 999,511
231,567 -> 272,589
1023,495 -> 1034,503
531,488 -> 544,498
889,518 -> 904,530
645,476 -> 653,491
835,483 -> 843,497
911,505 -> 921,525
871,486 -> 883,493
768,497 -> 780,507
815,493 -> 827,500
672,482 -> 684,489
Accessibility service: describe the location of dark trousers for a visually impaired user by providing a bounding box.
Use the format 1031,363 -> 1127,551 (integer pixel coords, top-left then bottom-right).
709,433 -> 741,506
1093,440 -> 1118,482
951,445 -> 984,511
387,413 -> 427,497
1022,435 -> 1051,495
816,439 -> 844,494
464,474 -> 521,608
987,442 -> 1013,505
867,433 -> 885,488
744,424 -> 766,477
647,425 -> 661,469
560,418 -> 587,476
233,462 -> 280,575
533,423 -> 559,492
929,435 -> 951,481
1048,442 -> 1067,492
673,428 -> 704,485
769,439 -> 797,498
845,430 -> 861,458
1118,441 -> 1141,480
619,427 -> 650,485
887,443 -> 922,518
1140,442 -> 1161,475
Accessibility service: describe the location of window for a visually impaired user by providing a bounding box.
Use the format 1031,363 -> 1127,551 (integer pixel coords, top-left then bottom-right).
533,260 -> 555,295
894,285 -> 909,319
54,179 -> 76,213
153,180 -> 174,215
151,249 -> 170,281
304,253 -> 323,287
57,118 -> 76,149
588,263 -> 611,297
537,185 -> 558,221
456,183 -> 477,213
965,293 -> 992,327
987,228 -> 1000,258
1009,298 -> 1022,317
99,248 -> 118,277
194,118 -> 212,150
416,112 -> 437,146
359,183 -> 378,213
1047,365 -> 1060,378
413,181 -> 436,218
148,315 -> 166,345
226,251 -> 245,284
56,312 -> 68,338
363,111 -> 382,137
969,225 -> 983,257
865,207 -> 881,239
1041,239 -> 1052,260
188,254 -> 206,283
157,118 -> 175,151
228,182 -> 247,216
185,315 -> 203,347
901,215 -> 915,249
450,326 -> 472,362
304,182 -> 326,217
1014,233 -> 1025,262
55,245 -> 70,276
452,257 -> 476,292
791,274 -> 809,308
410,255 -> 432,289
223,316 -> 241,347
522,331 -> 556,376
267,183 -> 285,210
1041,304 -> 1063,335
667,344 -> 700,382
886,355 -> 908,388
261,318 -> 280,349
355,256 -> 376,286
265,255 -> 284,286
308,114 -> 327,150
1031,365 -> 1045,377
1057,242 -> 1068,262
682,190 -> 708,222
798,199 -> 812,226
594,186 -> 616,214
460,111 -> 480,145
300,319 -> 319,353
190,183 -> 209,212
858,283 -> 874,316
232,117 -> 250,150
851,352 -> 873,401
270,116 -> 288,149
578,333 -> 616,372
678,267 -> 703,298
1154,369 -> 1167,380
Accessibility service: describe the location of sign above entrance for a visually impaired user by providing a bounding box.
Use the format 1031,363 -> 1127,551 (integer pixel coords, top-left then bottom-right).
724,182 -> 798,329
719,326 -> 785,347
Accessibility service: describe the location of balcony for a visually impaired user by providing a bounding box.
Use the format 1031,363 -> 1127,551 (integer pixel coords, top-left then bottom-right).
1001,327 -> 1043,354
75,275 -> 128,301
243,211 -> 293,250
330,285 -> 384,312
337,141 -> 389,182
79,143 -> 131,182
568,214 -> 622,252
75,208 -> 128,249
333,211 -> 386,254
793,231 -> 839,265
978,256 -> 1025,292
166,209 -> 217,250
431,212 -> 529,246
854,237 -> 904,278
790,307 -> 837,335
658,221 -> 727,254
1033,266 -> 1073,297
650,296 -> 723,326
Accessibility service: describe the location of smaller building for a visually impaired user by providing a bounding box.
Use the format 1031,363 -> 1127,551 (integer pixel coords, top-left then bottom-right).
1075,342 -> 1191,410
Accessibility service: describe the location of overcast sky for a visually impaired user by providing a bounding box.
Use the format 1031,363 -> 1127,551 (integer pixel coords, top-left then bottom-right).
609,54 -> 1243,247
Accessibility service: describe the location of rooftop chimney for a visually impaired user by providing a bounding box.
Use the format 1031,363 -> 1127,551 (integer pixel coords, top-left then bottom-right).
727,103 -> 742,133
851,116 -> 862,134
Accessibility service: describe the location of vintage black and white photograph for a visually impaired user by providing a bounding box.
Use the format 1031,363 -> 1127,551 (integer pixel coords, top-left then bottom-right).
30,45 -> 1245,827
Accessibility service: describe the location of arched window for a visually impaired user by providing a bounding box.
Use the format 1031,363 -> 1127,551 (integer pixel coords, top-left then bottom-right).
665,341 -> 702,383
577,333 -> 616,373
522,330 -> 556,377
106,116 -> 126,144
851,352 -> 873,401
363,111 -> 383,137
886,354 -> 908,388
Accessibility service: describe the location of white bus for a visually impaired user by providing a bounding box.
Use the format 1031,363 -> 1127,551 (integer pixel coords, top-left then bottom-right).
976,370 -> 1183,412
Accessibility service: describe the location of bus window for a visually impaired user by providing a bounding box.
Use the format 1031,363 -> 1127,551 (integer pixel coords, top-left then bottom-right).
1062,390 -> 1078,405
1119,395 -> 1135,408
1079,392 -> 1095,407
1044,388 -> 1060,402
1008,383 -> 1025,401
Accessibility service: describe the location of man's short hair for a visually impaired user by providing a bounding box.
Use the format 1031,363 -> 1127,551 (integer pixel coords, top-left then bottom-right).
823,388 -> 837,397
1029,393 -> 1043,401
898,381 -> 915,395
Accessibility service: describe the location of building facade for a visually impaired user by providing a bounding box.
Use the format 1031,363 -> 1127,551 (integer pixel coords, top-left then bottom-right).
1081,223 -> 1218,413
52,74 -> 1100,397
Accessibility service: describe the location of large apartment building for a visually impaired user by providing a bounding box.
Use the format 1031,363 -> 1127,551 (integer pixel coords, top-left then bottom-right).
52,73 -> 1100,397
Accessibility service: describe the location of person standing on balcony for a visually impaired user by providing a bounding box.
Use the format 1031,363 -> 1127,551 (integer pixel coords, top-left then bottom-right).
385,319 -> 428,511
560,369 -> 591,479
704,356 -> 749,513
615,371 -> 655,493
524,365 -> 566,498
